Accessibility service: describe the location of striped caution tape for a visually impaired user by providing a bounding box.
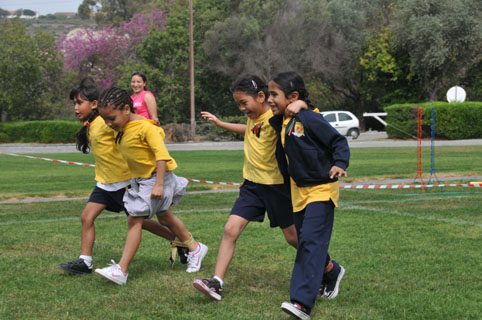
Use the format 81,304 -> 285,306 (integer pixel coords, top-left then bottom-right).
1,153 -> 95,167
1,152 -> 481,189
339,183 -> 481,189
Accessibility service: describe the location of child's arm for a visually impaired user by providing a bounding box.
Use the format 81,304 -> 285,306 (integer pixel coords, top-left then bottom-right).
329,166 -> 348,179
284,100 -> 308,117
151,160 -> 166,199
201,111 -> 246,134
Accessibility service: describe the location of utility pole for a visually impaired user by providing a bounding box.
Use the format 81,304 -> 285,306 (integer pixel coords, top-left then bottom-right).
189,0 -> 195,139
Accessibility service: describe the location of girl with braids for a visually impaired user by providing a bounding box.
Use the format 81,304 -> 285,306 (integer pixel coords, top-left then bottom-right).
193,74 -> 307,301
95,86 -> 207,285
268,72 -> 349,320
60,78 -> 178,277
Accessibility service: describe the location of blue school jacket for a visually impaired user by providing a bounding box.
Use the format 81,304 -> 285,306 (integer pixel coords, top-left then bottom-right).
269,110 -> 350,187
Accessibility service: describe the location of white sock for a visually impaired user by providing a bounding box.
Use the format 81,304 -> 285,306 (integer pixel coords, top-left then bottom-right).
213,276 -> 224,287
79,255 -> 92,268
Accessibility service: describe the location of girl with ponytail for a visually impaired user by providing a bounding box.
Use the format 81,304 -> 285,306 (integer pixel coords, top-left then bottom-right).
60,79 -> 177,278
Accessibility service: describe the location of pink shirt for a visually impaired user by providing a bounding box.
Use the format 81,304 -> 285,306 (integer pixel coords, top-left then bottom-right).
131,90 -> 155,119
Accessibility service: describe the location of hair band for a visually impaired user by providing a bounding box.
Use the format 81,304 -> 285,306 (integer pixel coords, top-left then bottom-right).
84,121 -> 90,127
251,80 -> 258,89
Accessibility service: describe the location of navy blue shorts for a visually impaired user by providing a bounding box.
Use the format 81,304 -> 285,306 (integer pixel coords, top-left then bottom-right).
230,180 -> 294,228
88,186 -> 126,213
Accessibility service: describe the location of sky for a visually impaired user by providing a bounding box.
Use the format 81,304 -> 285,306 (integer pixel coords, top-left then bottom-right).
0,0 -> 83,15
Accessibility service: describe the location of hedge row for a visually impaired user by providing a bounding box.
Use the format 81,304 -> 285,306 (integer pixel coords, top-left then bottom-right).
0,121 -> 82,143
0,116 -> 248,144
384,102 -> 482,140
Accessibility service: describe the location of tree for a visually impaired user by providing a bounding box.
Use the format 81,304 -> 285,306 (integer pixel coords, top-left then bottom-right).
23,9 -> 36,16
0,8 -> 9,17
393,0 -> 482,101
95,0 -> 152,25
0,19 -> 63,121
58,9 -> 166,89
128,9 -> 191,123
78,0 -> 97,20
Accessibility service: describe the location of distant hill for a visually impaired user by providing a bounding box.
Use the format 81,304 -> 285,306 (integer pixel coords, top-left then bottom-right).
22,16 -> 94,39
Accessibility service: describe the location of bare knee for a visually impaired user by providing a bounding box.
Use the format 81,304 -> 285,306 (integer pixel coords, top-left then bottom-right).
222,222 -> 242,243
80,210 -> 96,226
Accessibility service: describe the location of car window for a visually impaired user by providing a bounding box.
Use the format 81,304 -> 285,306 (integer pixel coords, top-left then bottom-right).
323,113 -> 337,123
338,113 -> 353,121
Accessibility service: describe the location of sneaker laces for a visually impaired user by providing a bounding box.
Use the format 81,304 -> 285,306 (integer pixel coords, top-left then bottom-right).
106,259 -> 120,271
186,246 -> 200,266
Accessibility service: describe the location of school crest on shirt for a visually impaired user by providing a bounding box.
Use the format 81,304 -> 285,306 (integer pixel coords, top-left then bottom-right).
251,121 -> 263,138
287,119 -> 305,138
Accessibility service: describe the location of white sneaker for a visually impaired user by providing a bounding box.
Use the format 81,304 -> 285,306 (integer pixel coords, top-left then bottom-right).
186,243 -> 208,273
95,260 -> 128,285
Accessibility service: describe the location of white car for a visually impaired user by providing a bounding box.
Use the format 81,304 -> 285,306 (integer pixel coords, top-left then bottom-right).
321,111 -> 360,139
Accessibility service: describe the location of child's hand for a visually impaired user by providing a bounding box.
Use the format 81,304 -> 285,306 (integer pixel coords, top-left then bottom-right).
329,166 -> 347,179
285,100 -> 308,117
151,184 -> 164,200
201,111 -> 220,126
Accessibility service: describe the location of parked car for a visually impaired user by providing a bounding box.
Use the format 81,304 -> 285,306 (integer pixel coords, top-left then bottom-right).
321,111 -> 360,139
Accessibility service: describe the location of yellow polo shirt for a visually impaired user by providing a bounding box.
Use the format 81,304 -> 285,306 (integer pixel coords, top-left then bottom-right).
88,116 -> 131,184
243,109 -> 284,185
116,119 -> 177,178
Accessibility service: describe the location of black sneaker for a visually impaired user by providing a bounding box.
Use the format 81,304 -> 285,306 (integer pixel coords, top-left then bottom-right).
321,263 -> 345,299
193,278 -> 223,301
281,301 -> 311,320
59,258 -> 92,275
178,246 -> 189,264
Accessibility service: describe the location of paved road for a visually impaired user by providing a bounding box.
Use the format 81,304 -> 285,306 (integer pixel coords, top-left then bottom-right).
1,131 -> 481,153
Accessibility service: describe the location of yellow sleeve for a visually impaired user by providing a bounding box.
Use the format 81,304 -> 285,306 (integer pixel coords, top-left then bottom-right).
143,124 -> 177,170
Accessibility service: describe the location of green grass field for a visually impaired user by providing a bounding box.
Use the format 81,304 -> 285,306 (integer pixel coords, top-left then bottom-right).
0,147 -> 481,319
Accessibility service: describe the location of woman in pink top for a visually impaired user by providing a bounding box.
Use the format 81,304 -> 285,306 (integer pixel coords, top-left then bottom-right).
130,71 -> 160,125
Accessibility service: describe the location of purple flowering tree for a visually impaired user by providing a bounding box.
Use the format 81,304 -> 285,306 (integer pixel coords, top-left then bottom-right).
58,9 -> 166,89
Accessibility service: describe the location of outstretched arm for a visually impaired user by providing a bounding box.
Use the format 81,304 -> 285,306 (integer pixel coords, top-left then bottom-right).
201,111 -> 246,134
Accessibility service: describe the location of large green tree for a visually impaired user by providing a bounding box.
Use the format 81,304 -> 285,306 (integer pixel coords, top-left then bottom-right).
393,0 -> 482,101
0,19 -> 63,122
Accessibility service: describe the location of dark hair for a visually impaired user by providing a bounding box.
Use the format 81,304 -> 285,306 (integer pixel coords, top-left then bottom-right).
270,72 -> 315,109
230,74 -> 269,99
70,78 -> 100,154
99,86 -> 134,113
131,71 -> 147,89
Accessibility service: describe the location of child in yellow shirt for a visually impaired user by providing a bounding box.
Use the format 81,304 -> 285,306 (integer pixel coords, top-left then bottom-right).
95,86 -> 207,285
60,78 -> 177,276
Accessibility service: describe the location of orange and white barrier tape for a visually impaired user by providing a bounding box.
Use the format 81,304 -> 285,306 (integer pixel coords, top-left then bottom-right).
1,152 -> 481,189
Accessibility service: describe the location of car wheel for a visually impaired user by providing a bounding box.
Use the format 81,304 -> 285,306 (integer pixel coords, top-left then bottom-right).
348,128 -> 359,139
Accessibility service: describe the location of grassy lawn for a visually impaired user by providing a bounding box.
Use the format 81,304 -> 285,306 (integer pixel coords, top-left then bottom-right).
0,147 -> 481,319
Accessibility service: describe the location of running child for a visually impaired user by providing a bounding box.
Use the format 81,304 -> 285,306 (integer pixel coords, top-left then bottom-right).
59,78 -> 181,275
268,72 -> 349,320
193,74 -> 329,301
95,86 -> 207,285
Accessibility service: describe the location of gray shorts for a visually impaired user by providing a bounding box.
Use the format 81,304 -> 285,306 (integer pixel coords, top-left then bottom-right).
123,171 -> 188,219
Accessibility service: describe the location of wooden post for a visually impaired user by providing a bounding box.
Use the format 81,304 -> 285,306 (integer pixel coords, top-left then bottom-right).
189,0 -> 195,139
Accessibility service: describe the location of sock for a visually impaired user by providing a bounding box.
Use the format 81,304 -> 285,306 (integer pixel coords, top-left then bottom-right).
213,276 -> 224,287
183,233 -> 196,250
79,255 -> 92,268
